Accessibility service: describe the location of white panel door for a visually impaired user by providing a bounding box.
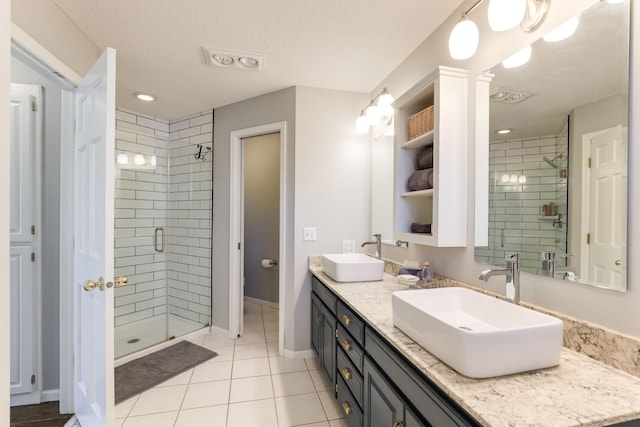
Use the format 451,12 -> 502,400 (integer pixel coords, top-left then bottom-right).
9,87 -> 35,244
588,125 -> 627,290
9,247 -> 34,396
74,47 -> 116,427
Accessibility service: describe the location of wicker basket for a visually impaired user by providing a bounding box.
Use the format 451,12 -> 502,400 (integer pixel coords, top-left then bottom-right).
408,105 -> 434,140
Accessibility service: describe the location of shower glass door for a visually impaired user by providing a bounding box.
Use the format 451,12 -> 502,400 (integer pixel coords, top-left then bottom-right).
113,109 -> 212,359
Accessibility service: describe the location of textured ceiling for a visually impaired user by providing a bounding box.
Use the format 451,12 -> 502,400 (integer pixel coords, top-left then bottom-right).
52,0 -> 464,121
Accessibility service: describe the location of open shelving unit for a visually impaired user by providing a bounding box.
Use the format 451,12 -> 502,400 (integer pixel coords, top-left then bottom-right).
393,66 -> 469,247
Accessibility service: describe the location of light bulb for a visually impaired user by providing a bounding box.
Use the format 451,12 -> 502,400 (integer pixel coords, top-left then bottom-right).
365,104 -> 381,126
377,91 -> 394,107
543,17 -> 579,42
518,175 -> 527,183
449,19 -> 479,60
355,115 -> 370,133
488,0 -> 526,32
509,174 -> 518,183
134,154 -> 146,166
379,103 -> 394,117
501,174 -> 510,183
117,153 -> 129,165
502,45 -> 532,69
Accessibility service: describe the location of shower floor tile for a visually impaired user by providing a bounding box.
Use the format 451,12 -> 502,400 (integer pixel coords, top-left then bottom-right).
115,302 -> 346,427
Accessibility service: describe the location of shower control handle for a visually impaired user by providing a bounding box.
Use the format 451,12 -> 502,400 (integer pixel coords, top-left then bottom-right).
154,227 -> 165,253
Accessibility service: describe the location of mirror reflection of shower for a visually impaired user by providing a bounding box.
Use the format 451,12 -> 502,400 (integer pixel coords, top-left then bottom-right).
113,108 -> 213,359
543,154 -> 563,168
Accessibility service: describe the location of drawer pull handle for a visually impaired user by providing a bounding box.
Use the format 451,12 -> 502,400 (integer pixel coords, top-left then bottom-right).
316,314 -> 323,326
342,401 -> 351,416
342,367 -> 351,380
393,422 -> 403,427
342,339 -> 351,351
342,314 -> 351,325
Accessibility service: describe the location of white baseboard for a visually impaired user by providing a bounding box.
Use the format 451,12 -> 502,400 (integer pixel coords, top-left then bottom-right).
284,348 -> 316,360
244,296 -> 279,309
41,388 -> 60,402
10,390 -> 42,407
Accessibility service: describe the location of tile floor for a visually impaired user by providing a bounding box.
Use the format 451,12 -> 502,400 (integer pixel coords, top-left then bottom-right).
114,302 -> 347,427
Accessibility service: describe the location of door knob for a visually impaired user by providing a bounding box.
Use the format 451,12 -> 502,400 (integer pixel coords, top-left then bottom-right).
83,276 -> 128,292
111,276 -> 128,287
83,277 -> 105,292
615,260 -> 622,267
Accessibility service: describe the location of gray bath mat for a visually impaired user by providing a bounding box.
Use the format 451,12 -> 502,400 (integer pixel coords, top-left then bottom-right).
115,340 -> 217,404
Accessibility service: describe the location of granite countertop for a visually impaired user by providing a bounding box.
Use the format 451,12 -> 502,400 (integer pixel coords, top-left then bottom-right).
309,265 -> 640,427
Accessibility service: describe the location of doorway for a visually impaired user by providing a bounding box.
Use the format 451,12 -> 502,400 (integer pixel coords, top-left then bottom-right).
243,133 -> 281,309
229,123 -> 286,356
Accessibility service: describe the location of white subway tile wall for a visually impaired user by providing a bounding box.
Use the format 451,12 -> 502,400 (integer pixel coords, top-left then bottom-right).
113,108 -> 213,328
168,111 -> 213,325
477,118 -> 569,273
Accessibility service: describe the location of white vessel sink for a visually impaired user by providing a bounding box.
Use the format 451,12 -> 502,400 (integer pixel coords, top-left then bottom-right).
321,253 -> 384,282
392,287 -> 563,378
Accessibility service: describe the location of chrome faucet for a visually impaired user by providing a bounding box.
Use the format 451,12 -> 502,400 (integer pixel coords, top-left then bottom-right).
541,251 -> 573,277
361,234 -> 382,259
479,252 -> 521,304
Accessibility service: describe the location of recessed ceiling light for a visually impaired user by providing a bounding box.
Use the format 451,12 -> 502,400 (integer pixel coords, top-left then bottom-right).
212,53 -> 234,67
202,47 -> 264,71
489,88 -> 533,104
238,56 -> 260,69
133,92 -> 157,102
496,129 -> 513,135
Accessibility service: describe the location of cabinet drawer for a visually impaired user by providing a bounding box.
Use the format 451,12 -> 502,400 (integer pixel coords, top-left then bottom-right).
337,346 -> 363,408
337,300 -> 364,344
337,324 -> 364,373
337,375 -> 364,427
312,275 -> 337,314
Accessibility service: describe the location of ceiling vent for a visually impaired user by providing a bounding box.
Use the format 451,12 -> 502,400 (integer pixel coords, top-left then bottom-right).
489,88 -> 533,104
202,47 -> 264,71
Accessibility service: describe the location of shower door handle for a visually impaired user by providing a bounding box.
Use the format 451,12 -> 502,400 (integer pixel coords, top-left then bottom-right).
154,227 -> 165,252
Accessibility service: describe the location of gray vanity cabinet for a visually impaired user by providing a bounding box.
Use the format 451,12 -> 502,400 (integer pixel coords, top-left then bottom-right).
311,274 -> 480,427
311,277 -> 337,391
364,356 -> 423,427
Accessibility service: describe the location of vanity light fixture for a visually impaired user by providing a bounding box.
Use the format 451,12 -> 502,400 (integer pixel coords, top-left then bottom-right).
133,92 -> 157,102
502,45 -> 532,68
543,16 -> 580,42
448,0 -> 550,60
355,87 -> 395,134
203,47 -> 264,71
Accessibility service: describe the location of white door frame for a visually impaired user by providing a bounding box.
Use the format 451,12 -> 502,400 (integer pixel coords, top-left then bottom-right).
230,122 -> 286,356
10,30 -> 81,413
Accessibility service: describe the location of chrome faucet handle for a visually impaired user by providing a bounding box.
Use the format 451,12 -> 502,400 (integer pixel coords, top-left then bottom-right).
541,251 -> 573,261
505,252 -> 520,264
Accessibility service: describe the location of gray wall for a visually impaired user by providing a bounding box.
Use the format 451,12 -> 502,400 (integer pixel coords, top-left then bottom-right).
11,47 -> 66,391
212,87 -> 296,331
244,133 -> 280,304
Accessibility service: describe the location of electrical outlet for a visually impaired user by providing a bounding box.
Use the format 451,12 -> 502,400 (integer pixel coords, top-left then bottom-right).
342,240 -> 356,253
303,227 -> 317,241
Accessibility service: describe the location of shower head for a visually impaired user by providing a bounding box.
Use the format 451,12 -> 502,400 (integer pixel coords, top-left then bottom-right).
542,154 -> 562,169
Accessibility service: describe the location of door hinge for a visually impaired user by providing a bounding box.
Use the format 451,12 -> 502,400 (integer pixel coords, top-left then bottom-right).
335,383 -> 338,393
335,329 -> 339,338
31,225 -> 36,235
587,233 -> 591,244
31,375 -> 36,385
588,158 -> 592,168
31,252 -> 36,262
31,102 -> 37,112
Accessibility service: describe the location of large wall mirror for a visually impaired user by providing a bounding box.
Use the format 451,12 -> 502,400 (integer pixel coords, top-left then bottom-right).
475,0 -> 630,291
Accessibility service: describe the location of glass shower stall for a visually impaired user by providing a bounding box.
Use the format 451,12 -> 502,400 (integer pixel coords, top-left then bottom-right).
112,108 -> 213,359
